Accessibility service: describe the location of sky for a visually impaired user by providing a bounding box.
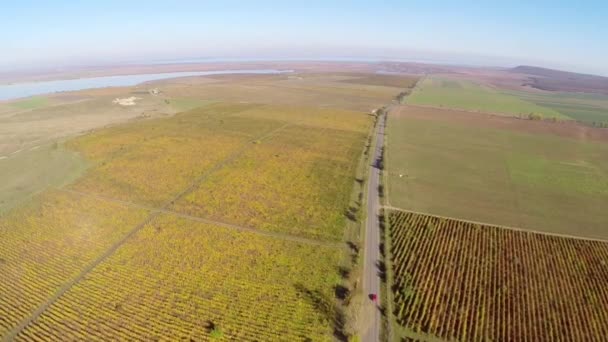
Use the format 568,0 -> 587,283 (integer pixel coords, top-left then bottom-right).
1,0 -> 607,75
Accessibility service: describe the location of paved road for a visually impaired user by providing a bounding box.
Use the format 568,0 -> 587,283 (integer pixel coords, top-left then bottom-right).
361,109 -> 387,342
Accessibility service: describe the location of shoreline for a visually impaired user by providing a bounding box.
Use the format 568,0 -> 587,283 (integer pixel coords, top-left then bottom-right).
0,68 -> 293,102
0,61 -> 376,85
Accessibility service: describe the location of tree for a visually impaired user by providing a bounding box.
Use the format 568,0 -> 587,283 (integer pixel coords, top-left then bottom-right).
396,91 -> 410,104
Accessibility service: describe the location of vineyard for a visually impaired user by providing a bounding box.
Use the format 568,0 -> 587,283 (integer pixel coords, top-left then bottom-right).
1,101 -> 372,340
67,103 -> 286,207
0,72 -> 412,340
388,210 -> 608,341
174,124 -> 368,241
18,214 -> 343,341
0,190 -> 149,334
230,104 -> 372,132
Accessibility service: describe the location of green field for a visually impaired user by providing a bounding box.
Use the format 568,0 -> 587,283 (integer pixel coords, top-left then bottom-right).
9,97 -> 51,110
408,77 -> 568,119
505,90 -> 608,124
386,106 -> 608,239
0,143 -> 88,215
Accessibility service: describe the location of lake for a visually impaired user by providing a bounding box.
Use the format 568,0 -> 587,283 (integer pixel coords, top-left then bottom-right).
0,69 -> 290,101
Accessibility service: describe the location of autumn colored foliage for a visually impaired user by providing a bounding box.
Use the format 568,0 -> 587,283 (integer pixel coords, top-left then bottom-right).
389,210 -> 608,341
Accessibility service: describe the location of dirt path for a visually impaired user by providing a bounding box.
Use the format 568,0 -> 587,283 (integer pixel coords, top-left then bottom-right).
59,188 -> 343,248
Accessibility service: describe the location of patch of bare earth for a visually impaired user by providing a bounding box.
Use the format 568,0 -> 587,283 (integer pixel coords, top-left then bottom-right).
395,105 -> 608,143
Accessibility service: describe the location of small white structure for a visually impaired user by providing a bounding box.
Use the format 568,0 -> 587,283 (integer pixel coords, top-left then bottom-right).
113,97 -> 140,106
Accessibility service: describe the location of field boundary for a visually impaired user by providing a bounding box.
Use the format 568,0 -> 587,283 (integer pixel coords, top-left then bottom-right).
402,102 -> 576,123
383,107 -> 395,208
2,122 -> 294,341
383,205 -> 608,244
406,76 -> 571,120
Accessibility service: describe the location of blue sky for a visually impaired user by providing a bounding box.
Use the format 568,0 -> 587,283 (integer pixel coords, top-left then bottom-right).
1,1 -> 607,74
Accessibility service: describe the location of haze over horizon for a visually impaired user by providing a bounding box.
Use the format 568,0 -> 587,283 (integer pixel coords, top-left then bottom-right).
2,0 -> 607,76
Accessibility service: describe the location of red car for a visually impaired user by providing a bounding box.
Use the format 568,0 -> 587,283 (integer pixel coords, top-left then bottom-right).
370,293 -> 377,302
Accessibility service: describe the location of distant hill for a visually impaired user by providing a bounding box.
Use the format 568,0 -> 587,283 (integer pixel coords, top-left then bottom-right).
510,65 -> 608,95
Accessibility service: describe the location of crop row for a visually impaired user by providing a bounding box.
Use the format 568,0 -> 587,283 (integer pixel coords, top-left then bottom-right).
19,214 -> 343,341
388,210 -> 608,341
0,190 -> 148,336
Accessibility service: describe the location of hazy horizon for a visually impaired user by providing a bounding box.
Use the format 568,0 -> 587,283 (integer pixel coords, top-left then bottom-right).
2,1 -> 607,76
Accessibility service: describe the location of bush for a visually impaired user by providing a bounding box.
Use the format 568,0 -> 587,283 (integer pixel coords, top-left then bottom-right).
210,327 -> 223,339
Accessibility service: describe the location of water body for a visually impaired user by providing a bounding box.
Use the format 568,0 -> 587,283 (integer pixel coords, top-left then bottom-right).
0,69 -> 290,101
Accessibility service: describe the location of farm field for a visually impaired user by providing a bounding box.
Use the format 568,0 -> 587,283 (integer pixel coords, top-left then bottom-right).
386,105 -> 608,239
158,72 -> 404,112
387,210 -> 608,341
66,103 -> 287,207
407,77 -> 567,119
174,123 -> 368,241
0,72 -> 405,209
0,190 -> 149,335
0,93 -> 175,156
505,90 -> 608,125
339,73 -> 419,88
8,97 -> 52,110
18,214 -> 343,341
0,143 -> 87,214
0,71 -> 413,340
